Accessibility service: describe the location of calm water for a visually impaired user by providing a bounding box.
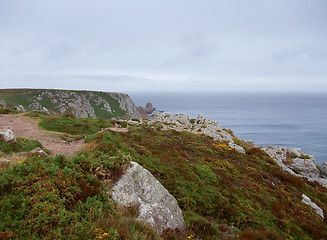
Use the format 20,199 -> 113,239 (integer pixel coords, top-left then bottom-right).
129,92 -> 327,165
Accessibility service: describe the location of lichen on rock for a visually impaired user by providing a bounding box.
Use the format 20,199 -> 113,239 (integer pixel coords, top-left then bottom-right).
111,161 -> 185,233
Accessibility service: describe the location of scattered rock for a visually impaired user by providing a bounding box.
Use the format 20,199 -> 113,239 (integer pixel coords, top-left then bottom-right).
111,161 -> 185,233
228,142 -> 246,154
30,147 -> 48,157
302,194 -> 324,220
15,105 -> 26,113
16,147 -> 48,157
145,102 -> 155,114
0,129 -> 15,143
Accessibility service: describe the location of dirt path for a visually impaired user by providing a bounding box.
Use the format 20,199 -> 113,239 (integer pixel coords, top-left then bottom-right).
0,114 -> 85,157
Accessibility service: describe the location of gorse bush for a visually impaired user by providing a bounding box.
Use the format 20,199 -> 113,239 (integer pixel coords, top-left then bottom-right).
0,108 -> 20,114
0,151 -> 159,239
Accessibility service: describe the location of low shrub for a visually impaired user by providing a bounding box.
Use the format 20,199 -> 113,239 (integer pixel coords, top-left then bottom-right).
0,137 -> 42,154
0,108 -> 20,114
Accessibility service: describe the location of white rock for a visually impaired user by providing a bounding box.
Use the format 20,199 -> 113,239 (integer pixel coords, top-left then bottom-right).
111,161 -> 185,233
0,129 -> 15,142
262,146 -> 327,188
228,142 -> 246,154
289,148 -> 303,158
41,107 -> 50,115
0,100 -> 6,108
15,105 -> 25,113
302,194 -> 324,219
289,157 -> 320,178
319,161 -> 327,179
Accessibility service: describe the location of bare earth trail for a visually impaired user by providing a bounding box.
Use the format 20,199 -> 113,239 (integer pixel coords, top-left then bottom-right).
0,114 -> 85,157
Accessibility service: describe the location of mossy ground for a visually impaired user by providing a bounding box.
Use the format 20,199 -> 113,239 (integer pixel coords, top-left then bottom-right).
1,114 -> 327,239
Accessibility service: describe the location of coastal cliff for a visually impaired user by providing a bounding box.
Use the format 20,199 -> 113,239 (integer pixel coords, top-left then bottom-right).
0,89 -> 142,119
1,95 -> 327,239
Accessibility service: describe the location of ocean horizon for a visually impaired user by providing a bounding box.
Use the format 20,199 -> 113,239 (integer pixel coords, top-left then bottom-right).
129,92 -> 327,166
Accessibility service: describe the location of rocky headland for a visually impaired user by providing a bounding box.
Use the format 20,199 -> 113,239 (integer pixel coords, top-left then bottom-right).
1,92 -> 327,239
0,89 -> 142,119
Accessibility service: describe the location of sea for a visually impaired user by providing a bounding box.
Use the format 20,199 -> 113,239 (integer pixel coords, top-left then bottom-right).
129,92 -> 327,166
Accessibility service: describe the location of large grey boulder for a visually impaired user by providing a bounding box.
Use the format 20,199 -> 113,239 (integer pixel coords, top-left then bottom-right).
302,194 -> 324,219
111,161 -> 185,233
0,129 -> 15,142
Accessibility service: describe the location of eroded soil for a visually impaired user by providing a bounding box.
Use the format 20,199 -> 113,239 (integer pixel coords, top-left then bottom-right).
0,114 -> 85,157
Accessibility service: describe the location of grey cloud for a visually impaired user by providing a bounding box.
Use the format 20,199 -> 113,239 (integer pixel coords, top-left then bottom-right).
0,0 -> 326,92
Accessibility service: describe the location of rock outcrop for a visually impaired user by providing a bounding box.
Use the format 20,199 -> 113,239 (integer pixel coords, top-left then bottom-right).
302,194 -> 324,219
319,161 -> 327,179
149,112 -> 246,154
0,129 -> 15,143
262,146 -> 327,188
145,102 -> 155,114
137,106 -> 148,119
111,161 -> 185,233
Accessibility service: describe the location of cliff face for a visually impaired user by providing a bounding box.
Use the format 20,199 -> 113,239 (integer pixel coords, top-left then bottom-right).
0,89 -> 141,119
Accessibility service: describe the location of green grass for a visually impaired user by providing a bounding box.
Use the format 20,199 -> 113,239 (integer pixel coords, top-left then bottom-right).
38,115 -> 114,135
91,101 -> 116,119
0,89 -> 41,109
0,137 -> 42,154
93,92 -> 127,119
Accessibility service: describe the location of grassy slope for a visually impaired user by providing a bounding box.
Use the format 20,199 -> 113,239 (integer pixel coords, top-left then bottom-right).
0,89 -> 127,119
1,114 -> 327,239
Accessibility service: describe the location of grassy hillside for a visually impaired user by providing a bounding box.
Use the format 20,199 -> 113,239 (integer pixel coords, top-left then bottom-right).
0,89 -> 129,119
1,113 -> 326,239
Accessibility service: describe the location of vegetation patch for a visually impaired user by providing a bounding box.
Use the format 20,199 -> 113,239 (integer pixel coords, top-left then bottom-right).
0,138 -> 42,154
0,108 -> 20,115
39,115 -> 114,135
1,114 -> 327,239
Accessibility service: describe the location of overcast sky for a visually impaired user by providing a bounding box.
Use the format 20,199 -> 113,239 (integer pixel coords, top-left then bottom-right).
1,0 -> 327,92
